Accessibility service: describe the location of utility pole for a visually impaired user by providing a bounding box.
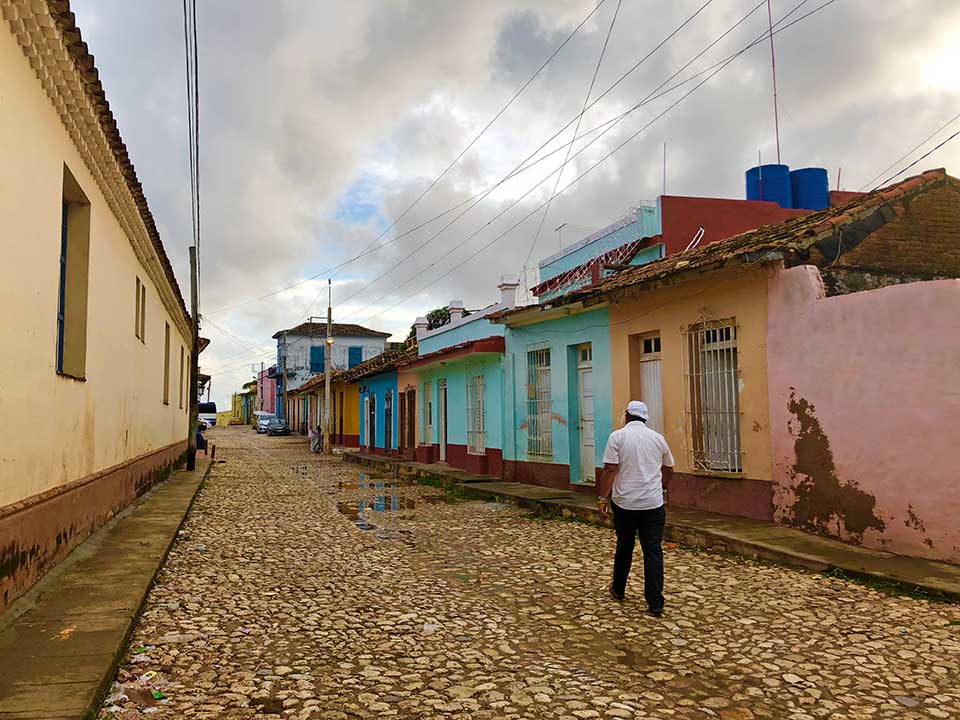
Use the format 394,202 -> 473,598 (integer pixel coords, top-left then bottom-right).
323,279 -> 333,454
282,330 -> 288,424
187,246 -> 199,471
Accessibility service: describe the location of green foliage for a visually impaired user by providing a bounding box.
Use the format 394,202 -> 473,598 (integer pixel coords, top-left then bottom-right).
407,305 -> 470,339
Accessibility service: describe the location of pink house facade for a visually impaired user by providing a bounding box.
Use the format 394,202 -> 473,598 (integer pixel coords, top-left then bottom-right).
257,366 -> 277,415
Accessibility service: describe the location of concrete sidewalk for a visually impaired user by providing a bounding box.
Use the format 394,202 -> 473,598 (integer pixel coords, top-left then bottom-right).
345,452 -> 960,599
0,460 -> 211,720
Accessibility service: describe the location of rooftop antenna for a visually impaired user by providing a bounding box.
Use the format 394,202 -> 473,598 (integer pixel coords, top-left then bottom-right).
766,0 -> 781,163
662,142 -> 667,196
554,222 -> 568,251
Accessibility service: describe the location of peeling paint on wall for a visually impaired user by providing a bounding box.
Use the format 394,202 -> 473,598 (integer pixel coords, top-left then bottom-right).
783,390 -> 885,542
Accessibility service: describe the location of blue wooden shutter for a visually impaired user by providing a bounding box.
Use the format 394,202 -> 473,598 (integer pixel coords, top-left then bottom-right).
348,346 -> 363,368
56,200 -> 69,372
309,345 -> 325,373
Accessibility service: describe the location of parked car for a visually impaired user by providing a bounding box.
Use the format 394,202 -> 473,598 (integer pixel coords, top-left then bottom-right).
265,418 -> 290,436
256,414 -> 276,434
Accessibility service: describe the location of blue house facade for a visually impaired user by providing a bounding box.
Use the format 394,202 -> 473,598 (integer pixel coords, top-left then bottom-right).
344,346 -> 415,455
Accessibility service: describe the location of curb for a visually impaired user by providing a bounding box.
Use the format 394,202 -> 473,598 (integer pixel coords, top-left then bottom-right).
83,458 -> 214,720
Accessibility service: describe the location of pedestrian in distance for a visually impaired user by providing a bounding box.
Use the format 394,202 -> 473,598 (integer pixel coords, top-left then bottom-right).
597,400 -> 675,616
308,425 -> 321,453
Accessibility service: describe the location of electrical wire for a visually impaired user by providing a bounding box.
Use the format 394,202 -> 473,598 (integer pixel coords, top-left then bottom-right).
342,0 -> 813,324
203,0 -> 716,317
523,0 -> 623,284
201,0 -> 830,371
859,111 -> 960,191
869,127 -> 960,192
353,0 -> 838,326
317,0 -> 727,321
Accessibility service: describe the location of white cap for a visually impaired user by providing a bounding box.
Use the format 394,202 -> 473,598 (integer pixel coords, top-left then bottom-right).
626,400 -> 649,420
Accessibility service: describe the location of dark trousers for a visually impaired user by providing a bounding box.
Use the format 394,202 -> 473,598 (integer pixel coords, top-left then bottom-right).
611,501 -> 666,610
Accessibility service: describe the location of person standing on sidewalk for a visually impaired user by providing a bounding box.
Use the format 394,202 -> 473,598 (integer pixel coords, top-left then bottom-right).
598,400 -> 674,615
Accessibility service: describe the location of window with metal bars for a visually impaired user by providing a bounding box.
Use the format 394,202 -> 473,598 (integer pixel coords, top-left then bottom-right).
466,374 -> 485,454
526,347 -> 552,456
682,319 -> 742,473
420,381 -> 432,446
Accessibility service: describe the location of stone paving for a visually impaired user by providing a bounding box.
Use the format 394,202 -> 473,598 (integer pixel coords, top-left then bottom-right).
98,428 -> 960,720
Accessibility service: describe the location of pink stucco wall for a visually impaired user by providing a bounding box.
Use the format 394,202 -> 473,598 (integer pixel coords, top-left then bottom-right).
768,266 -> 960,562
257,371 -> 276,415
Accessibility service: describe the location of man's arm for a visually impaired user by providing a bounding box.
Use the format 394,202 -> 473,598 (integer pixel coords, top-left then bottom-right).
597,462 -> 618,517
661,464 -> 674,491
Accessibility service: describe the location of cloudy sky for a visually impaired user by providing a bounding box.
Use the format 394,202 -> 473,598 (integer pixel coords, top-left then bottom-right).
72,0 -> 960,408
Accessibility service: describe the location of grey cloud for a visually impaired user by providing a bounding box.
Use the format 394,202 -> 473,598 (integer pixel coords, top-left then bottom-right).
70,0 -> 960,407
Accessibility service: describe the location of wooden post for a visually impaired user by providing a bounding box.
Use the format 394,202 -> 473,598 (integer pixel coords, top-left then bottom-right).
187,246 -> 199,471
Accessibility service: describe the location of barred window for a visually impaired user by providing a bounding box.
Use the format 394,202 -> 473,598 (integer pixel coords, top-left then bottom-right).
682,319 -> 742,473
526,347 -> 552,456
466,374 -> 485,454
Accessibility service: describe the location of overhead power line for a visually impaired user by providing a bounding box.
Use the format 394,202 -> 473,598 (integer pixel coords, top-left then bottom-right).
204,0 -> 715,317
353,0 -> 839,326
859,111 -> 960,191
204,0 -> 606,318
870,127 -> 960,191
341,0 -> 810,323
523,0 -> 623,280
322,0 -> 721,320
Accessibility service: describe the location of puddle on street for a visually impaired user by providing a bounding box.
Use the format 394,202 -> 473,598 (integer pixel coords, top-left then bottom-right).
337,471 -> 418,491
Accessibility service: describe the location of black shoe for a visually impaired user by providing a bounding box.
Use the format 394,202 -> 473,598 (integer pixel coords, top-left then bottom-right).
647,607 -> 663,617
608,584 -> 624,601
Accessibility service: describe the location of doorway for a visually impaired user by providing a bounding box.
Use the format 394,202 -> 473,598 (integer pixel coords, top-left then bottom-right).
366,395 -> 376,449
576,344 -> 595,484
384,390 -> 393,451
438,379 -> 448,462
639,334 -> 664,434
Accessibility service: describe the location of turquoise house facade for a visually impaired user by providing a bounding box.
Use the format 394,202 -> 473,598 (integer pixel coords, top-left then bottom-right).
409,279 -> 518,476
499,305 -> 614,492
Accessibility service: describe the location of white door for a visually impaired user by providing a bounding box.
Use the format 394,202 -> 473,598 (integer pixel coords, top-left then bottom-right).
438,380 -> 448,462
640,335 -> 664,434
577,345 -> 595,484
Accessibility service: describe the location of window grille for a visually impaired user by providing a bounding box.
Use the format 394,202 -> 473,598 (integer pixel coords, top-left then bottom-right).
466,374 -> 485,454
526,347 -> 552,456
682,319 -> 742,473
420,382 -> 433,445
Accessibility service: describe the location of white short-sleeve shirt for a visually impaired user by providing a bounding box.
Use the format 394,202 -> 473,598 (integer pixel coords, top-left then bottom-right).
602,420 -> 675,511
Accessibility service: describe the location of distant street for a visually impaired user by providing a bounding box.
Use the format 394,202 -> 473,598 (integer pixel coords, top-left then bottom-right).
100,427 -> 959,720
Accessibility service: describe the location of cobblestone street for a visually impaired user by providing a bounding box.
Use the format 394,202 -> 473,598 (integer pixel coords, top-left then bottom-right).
99,428 -> 960,720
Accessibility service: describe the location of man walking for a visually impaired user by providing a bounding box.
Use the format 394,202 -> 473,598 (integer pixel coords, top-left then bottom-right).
598,401 -> 674,615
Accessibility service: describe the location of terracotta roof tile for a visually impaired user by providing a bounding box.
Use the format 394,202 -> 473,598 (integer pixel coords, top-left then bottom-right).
46,2 -> 189,323
271,322 -> 392,340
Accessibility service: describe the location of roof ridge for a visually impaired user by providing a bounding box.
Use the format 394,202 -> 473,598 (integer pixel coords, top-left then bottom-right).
44,1 -> 190,324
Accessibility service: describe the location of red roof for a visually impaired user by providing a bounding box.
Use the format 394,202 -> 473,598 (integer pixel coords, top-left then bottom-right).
399,336 -> 505,371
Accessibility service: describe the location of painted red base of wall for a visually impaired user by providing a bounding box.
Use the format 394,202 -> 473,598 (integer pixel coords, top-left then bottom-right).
445,445 -> 503,477
503,461 -> 774,520
667,472 -> 773,521
0,440 -> 187,614
335,434 -> 360,449
366,445 -> 399,458
414,444 -> 502,476
416,445 -> 436,465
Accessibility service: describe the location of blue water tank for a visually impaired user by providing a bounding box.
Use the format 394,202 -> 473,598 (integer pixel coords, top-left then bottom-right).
746,164 -> 792,208
790,167 -> 829,210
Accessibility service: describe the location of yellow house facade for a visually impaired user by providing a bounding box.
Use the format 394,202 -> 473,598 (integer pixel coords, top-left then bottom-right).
0,4 -> 193,611
290,372 -> 362,447
607,267 -> 774,519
